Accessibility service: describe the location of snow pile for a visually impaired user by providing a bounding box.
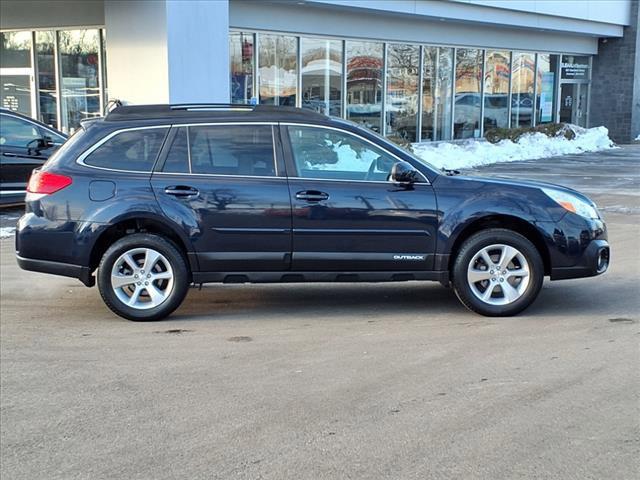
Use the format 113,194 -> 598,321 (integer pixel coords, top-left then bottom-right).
0,227 -> 16,239
412,124 -> 616,170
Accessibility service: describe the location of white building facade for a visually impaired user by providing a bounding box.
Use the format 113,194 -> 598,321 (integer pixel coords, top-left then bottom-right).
1,0 -> 638,142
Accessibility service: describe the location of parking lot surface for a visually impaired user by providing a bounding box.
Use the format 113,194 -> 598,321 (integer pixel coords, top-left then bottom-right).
1,146 -> 639,479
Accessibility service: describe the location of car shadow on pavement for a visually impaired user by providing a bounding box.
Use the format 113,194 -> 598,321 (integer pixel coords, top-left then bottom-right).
11,275 -> 631,324
164,278 -> 635,322
170,282 -> 463,321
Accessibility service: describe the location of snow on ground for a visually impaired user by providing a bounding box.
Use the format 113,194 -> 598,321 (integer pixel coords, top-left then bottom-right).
0,210 -> 20,239
0,227 -> 16,239
412,125 -> 616,170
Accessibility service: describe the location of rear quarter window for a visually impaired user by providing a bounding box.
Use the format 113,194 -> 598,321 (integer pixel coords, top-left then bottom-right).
83,127 -> 168,172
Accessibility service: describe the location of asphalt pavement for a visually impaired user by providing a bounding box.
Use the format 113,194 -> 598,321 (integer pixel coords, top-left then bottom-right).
1,146 -> 639,479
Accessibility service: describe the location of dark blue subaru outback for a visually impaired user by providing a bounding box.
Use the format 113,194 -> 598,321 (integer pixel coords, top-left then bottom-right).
15,104 -> 609,321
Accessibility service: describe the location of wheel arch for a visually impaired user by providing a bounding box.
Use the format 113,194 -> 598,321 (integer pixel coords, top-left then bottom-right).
88,213 -> 196,276
447,214 -> 551,276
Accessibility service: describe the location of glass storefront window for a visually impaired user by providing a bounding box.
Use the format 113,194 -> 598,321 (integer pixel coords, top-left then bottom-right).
300,38 -> 342,116
258,34 -> 297,106
385,43 -> 419,143
0,31 -> 33,115
434,47 -> 454,141
511,52 -> 535,128
421,46 -> 436,141
35,31 -> 57,128
58,29 -> 101,133
231,31 -> 576,141
0,31 -> 31,68
346,41 -> 383,133
483,50 -> 510,131
230,31 -> 254,104
454,48 -> 483,139
536,54 -> 558,124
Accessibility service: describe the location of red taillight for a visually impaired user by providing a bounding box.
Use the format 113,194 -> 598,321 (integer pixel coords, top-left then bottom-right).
27,171 -> 73,195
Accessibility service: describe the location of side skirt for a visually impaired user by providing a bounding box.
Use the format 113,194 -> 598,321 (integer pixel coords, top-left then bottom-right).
192,270 -> 450,286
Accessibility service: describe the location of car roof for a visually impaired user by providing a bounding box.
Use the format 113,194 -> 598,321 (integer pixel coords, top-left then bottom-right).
0,108 -> 68,138
104,104 -> 331,123
0,107 -> 37,122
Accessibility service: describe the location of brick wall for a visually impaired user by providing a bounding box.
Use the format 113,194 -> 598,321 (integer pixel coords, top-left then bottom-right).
590,0 -> 639,143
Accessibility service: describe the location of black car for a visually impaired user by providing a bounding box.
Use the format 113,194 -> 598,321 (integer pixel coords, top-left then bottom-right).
0,108 -> 67,206
15,104 -> 609,321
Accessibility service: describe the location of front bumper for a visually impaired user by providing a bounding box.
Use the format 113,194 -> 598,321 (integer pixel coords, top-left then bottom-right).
16,255 -> 95,286
550,239 -> 610,280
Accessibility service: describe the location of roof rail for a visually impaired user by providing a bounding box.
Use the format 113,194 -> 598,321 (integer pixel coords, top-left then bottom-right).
104,103 -> 330,121
170,103 -> 254,111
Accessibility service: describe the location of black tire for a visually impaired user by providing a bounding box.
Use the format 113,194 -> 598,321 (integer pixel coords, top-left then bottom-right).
452,228 -> 544,317
97,233 -> 190,321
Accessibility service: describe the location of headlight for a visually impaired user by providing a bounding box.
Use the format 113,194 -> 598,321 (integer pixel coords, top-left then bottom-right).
542,188 -> 599,219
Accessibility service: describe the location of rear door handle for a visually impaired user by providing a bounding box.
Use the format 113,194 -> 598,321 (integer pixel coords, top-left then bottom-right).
295,190 -> 329,202
2,152 -> 17,157
164,185 -> 199,197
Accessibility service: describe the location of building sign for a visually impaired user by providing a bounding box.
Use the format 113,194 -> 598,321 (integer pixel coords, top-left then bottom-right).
561,57 -> 589,81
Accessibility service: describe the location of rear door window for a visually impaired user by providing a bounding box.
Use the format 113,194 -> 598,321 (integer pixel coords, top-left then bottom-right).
83,127 -> 168,171
188,124 -> 275,176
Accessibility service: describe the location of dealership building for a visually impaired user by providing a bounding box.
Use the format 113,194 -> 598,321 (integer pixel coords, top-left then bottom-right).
1,0 -> 639,143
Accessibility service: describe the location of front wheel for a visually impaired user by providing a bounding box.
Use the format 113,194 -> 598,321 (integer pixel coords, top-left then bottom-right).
97,234 -> 190,321
452,228 -> 544,316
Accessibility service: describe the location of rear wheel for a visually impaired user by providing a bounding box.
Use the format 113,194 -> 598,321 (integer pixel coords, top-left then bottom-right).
452,228 -> 544,316
97,234 -> 189,321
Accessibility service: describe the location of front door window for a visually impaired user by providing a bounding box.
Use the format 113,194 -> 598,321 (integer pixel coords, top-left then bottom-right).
287,125 -> 397,182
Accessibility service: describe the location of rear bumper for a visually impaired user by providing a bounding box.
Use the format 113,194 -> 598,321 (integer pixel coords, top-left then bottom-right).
16,255 -> 95,286
550,239 -> 610,280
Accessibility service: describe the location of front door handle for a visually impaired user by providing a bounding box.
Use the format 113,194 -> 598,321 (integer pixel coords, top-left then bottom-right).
295,190 -> 329,202
2,152 -> 18,157
164,185 -> 199,197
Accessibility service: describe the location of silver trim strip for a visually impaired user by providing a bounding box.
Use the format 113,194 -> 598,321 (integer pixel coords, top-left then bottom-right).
0,190 -> 27,195
152,172 -> 283,180
74,121 -> 428,184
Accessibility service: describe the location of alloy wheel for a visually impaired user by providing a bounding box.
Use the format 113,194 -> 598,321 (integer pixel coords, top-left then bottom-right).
466,243 -> 531,306
110,247 -> 174,310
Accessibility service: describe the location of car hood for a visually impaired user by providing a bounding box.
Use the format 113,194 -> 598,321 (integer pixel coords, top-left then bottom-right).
454,174 -> 594,204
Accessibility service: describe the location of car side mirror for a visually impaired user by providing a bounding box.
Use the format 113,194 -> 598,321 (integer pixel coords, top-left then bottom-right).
390,161 -> 420,184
